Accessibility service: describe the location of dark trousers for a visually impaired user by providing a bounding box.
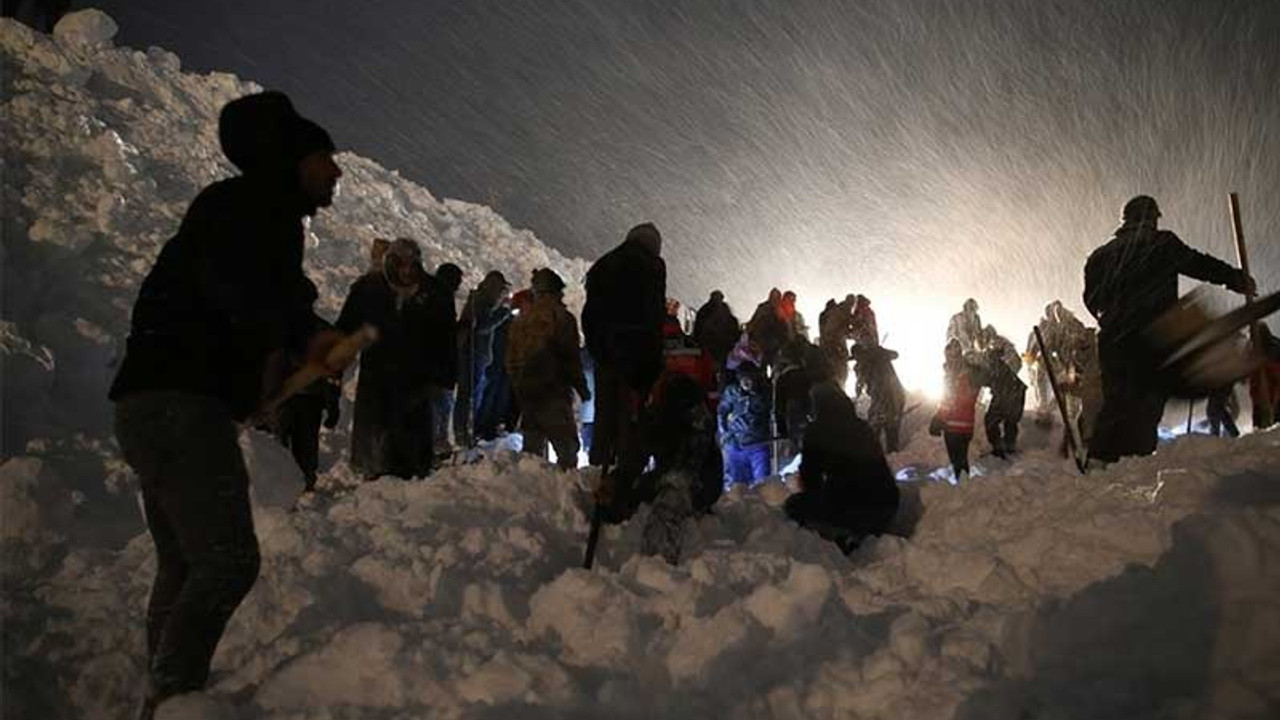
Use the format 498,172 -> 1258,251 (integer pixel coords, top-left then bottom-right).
984,412 -> 1021,456
276,394 -> 323,488
430,386 -> 455,450
1089,339 -> 1167,463
589,362 -> 646,479
944,431 -> 972,477
351,383 -> 434,479
114,393 -> 260,701
516,390 -> 580,470
872,419 -> 901,454
1205,393 -> 1239,438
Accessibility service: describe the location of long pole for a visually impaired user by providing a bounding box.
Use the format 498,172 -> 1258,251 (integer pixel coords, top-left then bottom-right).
1230,193 -> 1272,428
1034,327 -> 1086,474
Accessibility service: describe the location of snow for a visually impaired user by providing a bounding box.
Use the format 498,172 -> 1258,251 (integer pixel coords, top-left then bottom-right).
3,9 -> 1280,720
52,9 -> 118,50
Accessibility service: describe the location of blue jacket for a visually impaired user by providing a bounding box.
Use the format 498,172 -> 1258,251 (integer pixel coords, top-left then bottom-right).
718,381 -> 772,448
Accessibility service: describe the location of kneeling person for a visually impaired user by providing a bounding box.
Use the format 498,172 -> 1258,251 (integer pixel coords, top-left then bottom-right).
786,384 -> 900,552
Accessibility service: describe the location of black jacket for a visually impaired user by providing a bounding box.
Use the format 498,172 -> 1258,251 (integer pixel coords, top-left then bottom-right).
336,272 -> 454,391
1084,226 -> 1243,342
799,392 -> 899,514
693,299 -> 740,365
582,237 -> 667,390
982,347 -> 1026,417
109,176 -> 322,420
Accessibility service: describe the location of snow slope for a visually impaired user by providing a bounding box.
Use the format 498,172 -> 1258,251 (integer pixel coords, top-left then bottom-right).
0,9 -> 588,457
0,8 -> 588,557
4,10 -> 1280,720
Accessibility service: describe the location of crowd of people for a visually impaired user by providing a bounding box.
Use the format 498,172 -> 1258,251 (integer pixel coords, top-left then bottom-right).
106,92 -> 1279,718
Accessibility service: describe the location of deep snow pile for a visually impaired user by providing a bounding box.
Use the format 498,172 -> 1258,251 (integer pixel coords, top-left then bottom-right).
8,426 -> 1280,719
4,10 -> 1280,720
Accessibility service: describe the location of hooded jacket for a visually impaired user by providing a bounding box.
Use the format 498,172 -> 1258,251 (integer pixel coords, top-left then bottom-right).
109,92 -> 333,420
582,225 -> 667,390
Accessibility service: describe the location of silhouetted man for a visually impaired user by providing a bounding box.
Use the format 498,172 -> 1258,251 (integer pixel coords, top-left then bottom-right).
109,92 -> 343,719
692,290 -> 740,369
583,223 -> 666,505
1083,195 -> 1252,465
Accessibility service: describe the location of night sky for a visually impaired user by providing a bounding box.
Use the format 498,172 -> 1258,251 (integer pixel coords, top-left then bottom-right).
81,0 -> 1280,367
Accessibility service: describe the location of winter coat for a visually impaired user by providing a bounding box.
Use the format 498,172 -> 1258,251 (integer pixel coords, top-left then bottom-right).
336,270 -> 452,475
475,309 -> 518,438
506,294 -> 589,402
850,302 -> 878,347
459,285 -> 510,375
1084,225 -> 1245,343
747,300 -> 789,360
337,272 -> 453,392
725,333 -> 764,373
717,380 -> 773,449
651,318 -> 718,410
986,333 -> 1021,375
109,177 -> 324,421
938,360 -> 982,434
1026,305 -> 1088,375
694,298 -> 741,365
819,300 -> 853,347
851,345 -> 906,427
982,347 -> 1027,419
946,311 -> 984,355
797,390 -> 899,521
772,341 -> 828,443
582,234 -> 667,391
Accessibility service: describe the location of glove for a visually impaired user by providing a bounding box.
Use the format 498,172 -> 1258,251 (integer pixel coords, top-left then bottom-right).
1230,272 -> 1257,296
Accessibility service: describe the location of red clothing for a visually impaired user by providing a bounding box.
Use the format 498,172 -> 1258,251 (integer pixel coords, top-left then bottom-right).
779,295 -> 797,325
851,302 -> 878,347
939,362 -> 980,434
651,318 -> 719,409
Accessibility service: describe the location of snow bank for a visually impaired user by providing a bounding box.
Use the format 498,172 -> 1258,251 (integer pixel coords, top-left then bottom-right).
8,431 -> 1280,719
4,10 -> 1280,720
1,8 -> 587,540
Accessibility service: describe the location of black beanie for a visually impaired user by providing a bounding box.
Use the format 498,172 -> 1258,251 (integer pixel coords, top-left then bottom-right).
219,91 -> 334,175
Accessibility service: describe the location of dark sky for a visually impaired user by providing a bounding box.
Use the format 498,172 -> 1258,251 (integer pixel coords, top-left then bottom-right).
82,0 -> 1280,370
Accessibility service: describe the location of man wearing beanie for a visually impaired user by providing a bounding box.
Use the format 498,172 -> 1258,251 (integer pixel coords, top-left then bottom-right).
108,91 -> 344,719
507,268 -> 591,469
582,223 -> 667,511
